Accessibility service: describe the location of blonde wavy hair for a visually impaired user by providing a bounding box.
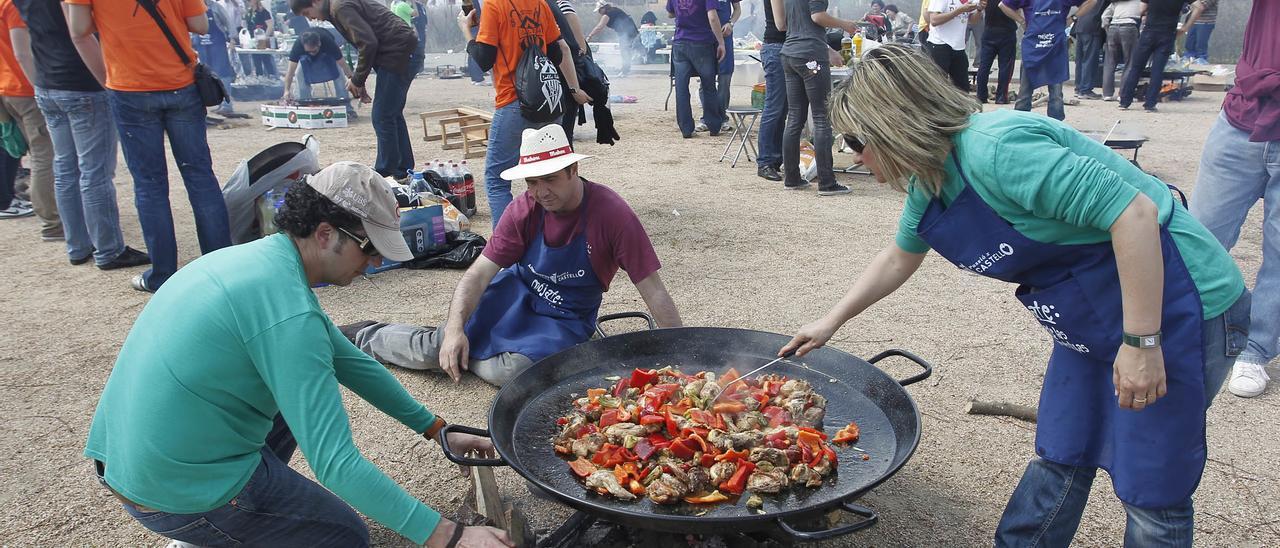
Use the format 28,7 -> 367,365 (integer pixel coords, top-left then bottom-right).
829,44 -> 981,195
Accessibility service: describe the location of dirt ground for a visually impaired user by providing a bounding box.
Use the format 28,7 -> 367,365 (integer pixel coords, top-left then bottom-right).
1,72 -> 1275,547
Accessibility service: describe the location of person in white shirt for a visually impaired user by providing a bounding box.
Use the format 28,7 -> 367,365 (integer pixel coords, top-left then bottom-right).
1099,0 -> 1141,100
926,0 -> 982,90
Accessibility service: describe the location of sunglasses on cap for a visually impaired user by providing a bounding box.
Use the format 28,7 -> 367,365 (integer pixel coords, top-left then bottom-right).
336,226 -> 380,257
843,134 -> 865,154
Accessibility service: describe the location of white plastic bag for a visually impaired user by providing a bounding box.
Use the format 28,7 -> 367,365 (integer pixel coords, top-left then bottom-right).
222,135 -> 321,244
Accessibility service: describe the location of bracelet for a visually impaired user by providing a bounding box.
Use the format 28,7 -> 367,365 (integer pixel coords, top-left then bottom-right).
444,522 -> 466,548
424,416 -> 447,441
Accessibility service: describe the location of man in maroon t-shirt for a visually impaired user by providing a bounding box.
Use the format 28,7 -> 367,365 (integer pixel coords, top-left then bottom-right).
343,125 -> 682,387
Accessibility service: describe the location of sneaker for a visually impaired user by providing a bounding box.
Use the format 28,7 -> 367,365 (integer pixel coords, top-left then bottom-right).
0,202 -> 33,219
98,246 -> 151,270
165,541 -> 200,548
1228,361 -> 1269,398
346,108 -> 359,121
721,122 -> 733,133
818,183 -> 852,196
338,320 -> 379,343
783,181 -> 811,190
41,231 -> 65,242
70,247 -> 96,266
695,122 -> 709,132
757,166 -> 782,181
1143,106 -> 1159,113
1102,95 -> 1116,102
994,97 -> 1010,105
1118,104 -> 1130,110
11,197 -> 31,208
1076,91 -> 1102,100
130,273 -> 155,293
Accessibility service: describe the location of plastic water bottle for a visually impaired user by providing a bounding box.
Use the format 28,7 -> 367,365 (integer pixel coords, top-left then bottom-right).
409,169 -> 427,193
459,161 -> 477,216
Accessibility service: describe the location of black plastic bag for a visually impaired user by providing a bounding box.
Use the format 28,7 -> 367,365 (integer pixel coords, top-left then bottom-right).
402,231 -> 487,269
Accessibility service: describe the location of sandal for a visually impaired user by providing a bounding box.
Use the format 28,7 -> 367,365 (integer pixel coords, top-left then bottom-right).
130,274 -> 154,294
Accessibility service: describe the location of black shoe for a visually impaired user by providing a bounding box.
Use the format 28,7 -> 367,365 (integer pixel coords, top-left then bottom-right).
977,97 -> 988,104
784,181 -> 811,190
682,133 -> 693,139
757,166 -> 782,181
1143,106 -> 1159,113
70,248 -> 95,266
338,320 -> 379,343
98,246 -> 151,271
1077,91 -> 1103,100
709,131 -> 721,137
994,97 -> 1010,105
818,183 -> 852,196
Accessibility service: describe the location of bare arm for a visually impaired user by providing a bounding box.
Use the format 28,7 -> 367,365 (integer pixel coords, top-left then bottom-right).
563,11 -> 590,51
187,13 -> 210,35
707,9 -> 724,41
282,61 -> 298,98
781,244 -> 926,356
65,4 -> 108,86
1108,193 -> 1167,410
771,0 -> 785,31
930,2 -> 979,26
556,39 -> 589,104
811,11 -> 855,33
338,58 -> 353,78
998,3 -> 1024,25
723,1 -> 740,34
1178,1 -> 1204,34
587,13 -> 608,40
9,28 -> 37,86
633,272 -> 682,328
1074,0 -> 1097,18
438,256 -> 503,382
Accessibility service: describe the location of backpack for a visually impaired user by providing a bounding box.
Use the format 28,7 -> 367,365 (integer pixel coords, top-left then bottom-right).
510,0 -> 566,123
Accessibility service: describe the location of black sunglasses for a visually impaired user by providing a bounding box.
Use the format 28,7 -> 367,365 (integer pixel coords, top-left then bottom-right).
843,134 -> 865,154
336,226 -> 380,257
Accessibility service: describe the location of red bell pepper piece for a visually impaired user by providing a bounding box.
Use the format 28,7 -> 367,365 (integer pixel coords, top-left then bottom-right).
668,439 -> 697,460
599,409 -> 622,428
699,453 -> 716,468
825,446 -> 838,466
718,368 -> 741,388
639,413 -> 665,426
634,438 -> 657,461
832,422 -> 861,445
630,368 -> 660,390
720,460 -> 756,495
665,411 -> 680,437
568,457 -> 597,478
647,433 -> 672,448
687,409 -> 717,426
762,406 -> 789,428
799,427 -> 829,441
587,388 -> 607,404
611,376 -> 630,398
715,448 -> 749,462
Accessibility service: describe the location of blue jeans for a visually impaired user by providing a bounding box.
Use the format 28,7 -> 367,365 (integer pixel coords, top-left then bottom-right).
108,85 -> 231,289
1015,61 -> 1065,121
995,290 -> 1250,547
756,42 -> 786,169
35,87 -> 126,265
1074,32 -> 1104,94
112,416 -> 369,547
976,29 -> 1016,102
484,102 -> 523,227
371,55 -> 421,177
1191,112 -> 1279,366
782,54 -> 835,188
1119,29 -> 1175,110
468,56 -> 486,83
1183,23 -> 1213,62
672,40 -> 722,137
702,37 -> 733,126
297,75 -> 351,103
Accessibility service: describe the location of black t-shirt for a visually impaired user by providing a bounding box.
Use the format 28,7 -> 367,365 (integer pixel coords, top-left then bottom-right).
984,0 -> 1017,32
251,6 -> 272,31
13,0 -> 102,92
1141,0 -> 1192,33
289,29 -> 343,62
762,0 -> 785,43
603,6 -> 638,36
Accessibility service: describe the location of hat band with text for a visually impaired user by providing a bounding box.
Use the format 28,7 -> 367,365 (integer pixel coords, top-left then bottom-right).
520,145 -> 573,165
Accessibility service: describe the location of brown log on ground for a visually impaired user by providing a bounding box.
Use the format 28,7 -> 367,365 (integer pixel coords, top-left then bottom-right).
965,399 -> 1038,423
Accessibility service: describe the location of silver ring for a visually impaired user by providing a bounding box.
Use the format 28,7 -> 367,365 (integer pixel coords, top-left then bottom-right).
1134,397 -> 1147,403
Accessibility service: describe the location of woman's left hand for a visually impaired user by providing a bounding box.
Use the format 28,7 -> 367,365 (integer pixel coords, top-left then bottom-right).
440,432 -> 497,477
1112,346 -> 1167,411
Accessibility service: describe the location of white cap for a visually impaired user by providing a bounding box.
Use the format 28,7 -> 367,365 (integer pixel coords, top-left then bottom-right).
305,161 -> 415,262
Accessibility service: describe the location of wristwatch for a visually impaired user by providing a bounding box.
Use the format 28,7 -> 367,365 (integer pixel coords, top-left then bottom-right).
1122,332 -> 1161,349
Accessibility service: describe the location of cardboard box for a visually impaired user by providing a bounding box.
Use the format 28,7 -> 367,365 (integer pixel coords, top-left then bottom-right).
261,104 -> 348,129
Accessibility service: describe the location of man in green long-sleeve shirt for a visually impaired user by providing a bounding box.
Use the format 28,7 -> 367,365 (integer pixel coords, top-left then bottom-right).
84,162 -> 513,548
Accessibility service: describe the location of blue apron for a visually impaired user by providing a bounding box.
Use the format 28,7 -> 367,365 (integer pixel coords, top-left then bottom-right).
300,53 -> 341,85
464,191 -> 604,362
193,14 -> 235,80
1020,0 -> 1069,89
916,152 -> 1208,509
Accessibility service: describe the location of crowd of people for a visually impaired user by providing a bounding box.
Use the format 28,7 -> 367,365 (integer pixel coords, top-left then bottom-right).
0,0 -> 1274,547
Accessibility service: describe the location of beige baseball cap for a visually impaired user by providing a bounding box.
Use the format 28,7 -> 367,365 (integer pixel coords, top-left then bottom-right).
305,161 -> 415,262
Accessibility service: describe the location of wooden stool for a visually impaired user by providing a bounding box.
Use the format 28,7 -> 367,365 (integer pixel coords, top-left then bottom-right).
419,108 -> 493,159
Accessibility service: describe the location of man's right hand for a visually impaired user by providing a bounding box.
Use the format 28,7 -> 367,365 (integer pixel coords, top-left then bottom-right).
426,520 -> 515,548
439,327 -> 470,383
716,41 -> 726,62
959,2 -> 980,13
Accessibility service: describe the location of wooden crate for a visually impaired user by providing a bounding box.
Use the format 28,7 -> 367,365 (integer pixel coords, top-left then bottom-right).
419,107 -> 493,159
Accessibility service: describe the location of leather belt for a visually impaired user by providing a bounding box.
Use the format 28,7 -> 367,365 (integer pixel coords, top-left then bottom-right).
95,460 -> 161,513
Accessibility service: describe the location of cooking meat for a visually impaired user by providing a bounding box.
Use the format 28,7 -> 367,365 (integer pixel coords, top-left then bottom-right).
735,412 -> 768,432
709,460 -> 738,485
797,406 -> 825,428
699,380 -> 722,402
686,466 -> 713,494
556,414 -> 587,442
746,468 -> 788,494
602,423 -> 649,444
585,470 -> 636,500
779,379 -> 812,398
646,472 -> 690,504
789,463 -> 824,488
749,447 -> 789,468
784,397 -> 807,422
571,433 -> 605,457
683,379 -> 706,400
710,430 -> 764,451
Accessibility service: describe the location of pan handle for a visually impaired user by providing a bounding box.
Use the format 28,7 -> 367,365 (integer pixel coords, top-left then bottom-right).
774,501 -> 878,542
868,348 -> 933,387
594,311 -> 657,338
436,424 -> 506,467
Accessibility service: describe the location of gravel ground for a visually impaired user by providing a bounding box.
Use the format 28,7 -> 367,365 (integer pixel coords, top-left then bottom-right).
0,72 -> 1274,547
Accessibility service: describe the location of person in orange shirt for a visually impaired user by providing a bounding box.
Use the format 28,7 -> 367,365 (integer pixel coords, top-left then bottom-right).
0,0 -> 58,240
465,0 -> 589,226
66,0 -> 232,293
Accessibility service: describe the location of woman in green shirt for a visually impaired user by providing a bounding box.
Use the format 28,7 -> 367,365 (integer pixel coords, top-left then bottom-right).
781,44 -> 1249,547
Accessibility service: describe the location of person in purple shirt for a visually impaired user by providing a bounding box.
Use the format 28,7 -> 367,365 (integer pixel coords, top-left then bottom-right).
667,0 -> 726,138
1000,0 -> 1096,121
1189,0 -> 1280,399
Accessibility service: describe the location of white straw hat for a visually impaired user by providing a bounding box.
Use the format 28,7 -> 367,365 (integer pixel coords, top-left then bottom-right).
499,124 -> 593,180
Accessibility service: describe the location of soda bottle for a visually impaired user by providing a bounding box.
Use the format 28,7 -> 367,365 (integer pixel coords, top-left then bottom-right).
459,161 -> 477,216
